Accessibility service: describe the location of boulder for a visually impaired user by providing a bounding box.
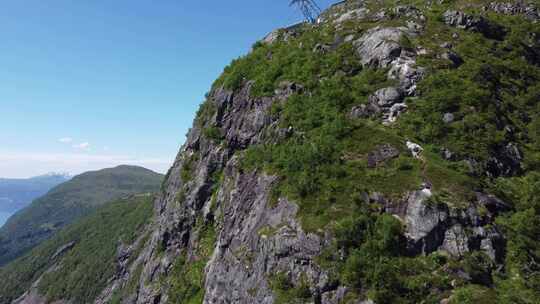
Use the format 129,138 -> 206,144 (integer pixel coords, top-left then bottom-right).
475,192 -> 512,215
443,112 -> 455,123
393,5 -> 424,20
387,55 -> 425,95
349,103 -> 380,119
443,10 -> 506,40
441,148 -> 455,161
441,51 -> 464,68
365,87 -> 408,124
386,103 -> 408,124
321,286 -> 349,304
335,8 -> 369,23
406,141 -> 424,158
367,144 -> 400,168
441,224 -> 469,257
354,27 -> 404,67
489,2 -> 540,21
368,87 -> 403,107
404,190 -> 449,254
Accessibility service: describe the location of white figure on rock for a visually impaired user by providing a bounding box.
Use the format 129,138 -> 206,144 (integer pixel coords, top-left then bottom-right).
406,140 -> 424,159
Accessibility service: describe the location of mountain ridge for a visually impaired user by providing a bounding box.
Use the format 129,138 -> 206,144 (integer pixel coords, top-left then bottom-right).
0,165 -> 163,266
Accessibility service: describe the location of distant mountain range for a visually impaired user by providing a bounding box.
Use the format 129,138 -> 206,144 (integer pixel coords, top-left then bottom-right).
0,173 -> 71,213
0,165 -> 163,266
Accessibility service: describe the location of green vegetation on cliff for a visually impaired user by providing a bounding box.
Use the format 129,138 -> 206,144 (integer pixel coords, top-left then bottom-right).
209,0 -> 540,303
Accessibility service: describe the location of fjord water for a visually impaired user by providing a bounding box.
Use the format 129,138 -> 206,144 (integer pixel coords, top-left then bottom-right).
0,211 -> 12,227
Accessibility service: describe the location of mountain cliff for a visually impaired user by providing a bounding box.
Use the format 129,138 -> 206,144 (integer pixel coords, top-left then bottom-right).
0,165 -> 163,266
2,0 -> 540,303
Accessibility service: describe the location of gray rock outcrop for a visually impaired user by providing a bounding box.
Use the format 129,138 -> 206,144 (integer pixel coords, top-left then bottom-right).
385,188 -> 507,261
354,27 -> 405,68
443,10 -> 506,40
488,1 -> 540,21
351,25 -> 425,124
367,144 -> 400,168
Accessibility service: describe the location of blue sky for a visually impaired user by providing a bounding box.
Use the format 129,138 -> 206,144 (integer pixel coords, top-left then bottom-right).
0,0 -> 336,178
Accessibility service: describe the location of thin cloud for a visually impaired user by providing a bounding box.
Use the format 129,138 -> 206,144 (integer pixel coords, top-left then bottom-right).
72,142 -> 90,149
58,137 -> 73,143
0,151 -> 172,178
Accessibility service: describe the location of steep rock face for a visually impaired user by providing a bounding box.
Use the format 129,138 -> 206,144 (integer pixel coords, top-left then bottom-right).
129,83 -> 293,304
204,170 -> 325,304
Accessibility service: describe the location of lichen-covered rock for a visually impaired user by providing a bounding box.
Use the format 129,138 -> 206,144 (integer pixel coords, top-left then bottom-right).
387,188 -> 507,260
367,144 -> 400,168
334,8 -> 369,24
441,224 -> 470,257
489,1 -> 540,21
354,27 -> 405,68
369,87 -> 403,107
204,169 -> 326,304
403,189 -> 448,254
443,10 -> 506,40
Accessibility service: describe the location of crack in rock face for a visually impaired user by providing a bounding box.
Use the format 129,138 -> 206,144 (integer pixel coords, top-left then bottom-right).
204,169 -> 328,304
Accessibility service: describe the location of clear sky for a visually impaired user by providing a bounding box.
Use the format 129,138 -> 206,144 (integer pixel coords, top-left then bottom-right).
0,0 -> 336,178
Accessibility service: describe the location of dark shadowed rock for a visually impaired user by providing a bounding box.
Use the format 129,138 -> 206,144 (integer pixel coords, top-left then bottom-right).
486,142 -> 523,177
442,51 -> 464,68
475,192 -> 512,215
